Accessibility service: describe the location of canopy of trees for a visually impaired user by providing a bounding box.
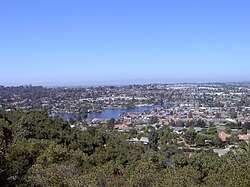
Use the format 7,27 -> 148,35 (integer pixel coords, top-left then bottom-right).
0,109 -> 250,186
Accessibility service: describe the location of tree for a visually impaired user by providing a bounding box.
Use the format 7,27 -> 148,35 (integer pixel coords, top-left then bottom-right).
212,135 -> 223,147
206,126 -> 217,135
196,134 -> 205,146
68,117 -> 75,124
3,108 -> 250,187
149,116 -> 158,124
237,140 -> 250,155
215,112 -> 222,119
230,112 -> 237,119
4,139 -> 48,185
226,134 -> 239,144
128,128 -> 137,136
160,165 -> 202,187
171,153 -> 189,167
176,120 -> 185,127
242,122 -> 250,130
26,163 -> 83,187
188,112 -> 193,118
196,119 -> 206,128
149,129 -> 158,151
107,118 -> 115,130
241,129 -> 247,134
36,142 -> 70,166
225,127 -> 231,134
124,160 -> 158,187
184,128 -> 197,145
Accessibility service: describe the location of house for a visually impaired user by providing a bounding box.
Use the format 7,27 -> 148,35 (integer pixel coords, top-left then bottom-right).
114,124 -> 132,132
213,148 -> 230,157
219,131 -> 250,141
219,131 -> 231,141
128,137 -> 149,144
194,127 -> 203,133
172,127 -> 188,134
118,126 -> 132,132
238,134 -> 250,140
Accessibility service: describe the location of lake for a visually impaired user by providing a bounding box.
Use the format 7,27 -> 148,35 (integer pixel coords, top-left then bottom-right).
51,104 -> 163,120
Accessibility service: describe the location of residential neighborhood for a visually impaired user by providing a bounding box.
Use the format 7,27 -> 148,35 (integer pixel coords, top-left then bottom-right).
1,83 -> 250,156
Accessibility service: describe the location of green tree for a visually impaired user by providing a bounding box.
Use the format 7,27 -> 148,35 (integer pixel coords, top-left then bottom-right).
225,126 -> 231,134
212,135 -> 223,147
237,140 -> 250,155
26,163 -> 84,187
230,112 -> 237,119
184,128 -> 197,145
196,134 -> 205,146
107,118 -> 115,130
242,122 -> 250,130
149,128 -> 158,150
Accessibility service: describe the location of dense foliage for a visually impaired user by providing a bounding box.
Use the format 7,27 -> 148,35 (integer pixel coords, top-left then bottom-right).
0,109 -> 250,186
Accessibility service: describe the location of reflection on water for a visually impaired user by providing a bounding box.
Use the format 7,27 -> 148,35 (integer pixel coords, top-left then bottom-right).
52,104 -> 163,120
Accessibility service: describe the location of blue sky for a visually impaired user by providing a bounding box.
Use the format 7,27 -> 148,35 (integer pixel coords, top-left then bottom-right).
1,0 -> 250,86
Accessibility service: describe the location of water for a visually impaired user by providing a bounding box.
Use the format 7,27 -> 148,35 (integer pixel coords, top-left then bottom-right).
51,104 -> 162,120
87,105 -> 159,119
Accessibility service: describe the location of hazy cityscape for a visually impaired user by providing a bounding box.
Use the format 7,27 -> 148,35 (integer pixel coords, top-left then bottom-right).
1,82 -> 250,145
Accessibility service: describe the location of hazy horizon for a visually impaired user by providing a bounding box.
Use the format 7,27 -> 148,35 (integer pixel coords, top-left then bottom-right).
1,78 -> 249,88
1,0 -> 250,85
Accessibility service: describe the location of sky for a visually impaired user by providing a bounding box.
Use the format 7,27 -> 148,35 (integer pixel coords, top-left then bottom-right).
1,0 -> 250,86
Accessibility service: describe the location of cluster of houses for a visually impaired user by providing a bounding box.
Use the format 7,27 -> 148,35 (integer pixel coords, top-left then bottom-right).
219,131 -> 250,141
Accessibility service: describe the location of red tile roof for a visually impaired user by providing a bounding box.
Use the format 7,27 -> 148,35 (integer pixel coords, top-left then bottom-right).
219,131 -> 231,141
238,134 -> 250,140
219,131 -> 250,141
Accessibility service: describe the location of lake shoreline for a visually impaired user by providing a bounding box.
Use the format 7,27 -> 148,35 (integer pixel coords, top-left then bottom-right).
50,104 -> 164,120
